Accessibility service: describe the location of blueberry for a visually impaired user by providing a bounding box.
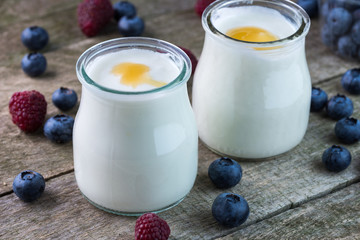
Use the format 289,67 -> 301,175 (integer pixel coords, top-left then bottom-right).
208,157 -> 242,189
328,0 -> 342,8
326,7 -> 352,36
21,53 -> 47,77
337,35 -> 358,58
297,0 -> 318,18
320,1 -> 331,18
113,1 -> 137,21
12,170 -> 45,202
341,68 -> 360,94
52,87 -> 78,111
44,114 -> 74,143
340,1 -> 360,12
212,193 -> 250,228
311,87 -> 328,112
353,9 -> 360,22
321,23 -> 338,49
335,117 -> 360,144
118,16 -> 145,37
326,94 -> 353,120
21,26 -> 49,51
323,0 -> 348,10
351,21 -> 360,44
322,145 -> 351,172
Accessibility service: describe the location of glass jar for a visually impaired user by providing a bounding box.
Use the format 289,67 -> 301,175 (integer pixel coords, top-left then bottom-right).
74,37 -> 198,215
192,0 -> 311,159
319,0 -> 360,60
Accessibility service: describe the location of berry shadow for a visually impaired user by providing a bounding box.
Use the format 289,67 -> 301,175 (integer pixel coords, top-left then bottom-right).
32,70 -> 57,80
311,158 -> 327,172
96,20 -> 119,37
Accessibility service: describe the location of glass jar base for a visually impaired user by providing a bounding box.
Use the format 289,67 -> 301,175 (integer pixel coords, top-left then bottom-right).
201,140 -> 299,162
81,192 -> 187,216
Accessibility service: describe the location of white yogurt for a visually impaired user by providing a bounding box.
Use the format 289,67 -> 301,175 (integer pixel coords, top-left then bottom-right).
192,3 -> 311,159
212,6 -> 295,39
74,41 -> 198,214
86,49 -> 180,92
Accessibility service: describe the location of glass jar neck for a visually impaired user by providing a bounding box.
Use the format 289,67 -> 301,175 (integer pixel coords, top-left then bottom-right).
76,37 -> 191,100
202,0 -> 310,49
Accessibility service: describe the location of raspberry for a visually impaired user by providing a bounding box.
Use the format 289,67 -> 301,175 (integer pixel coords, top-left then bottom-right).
135,213 -> 170,240
194,0 -> 216,17
9,90 -> 47,133
179,47 -> 198,75
77,0 -> 113,37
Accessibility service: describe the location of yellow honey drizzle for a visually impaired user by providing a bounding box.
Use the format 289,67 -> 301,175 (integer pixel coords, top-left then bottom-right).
226,26 -> 279,50
226,26 -> 278,42
111,62 -> 167,89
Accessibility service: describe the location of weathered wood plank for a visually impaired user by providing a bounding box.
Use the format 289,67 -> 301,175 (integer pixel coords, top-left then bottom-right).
1,139 -> 359,240
1,75 -> 360,239
219,183 -> 360,240
0,0 -> 79,28
1,0 -> 360,238
0,173 -> 135,240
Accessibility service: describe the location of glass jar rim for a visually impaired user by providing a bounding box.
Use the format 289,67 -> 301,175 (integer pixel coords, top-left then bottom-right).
202,0 -> 311,47
76,37 -> 192,96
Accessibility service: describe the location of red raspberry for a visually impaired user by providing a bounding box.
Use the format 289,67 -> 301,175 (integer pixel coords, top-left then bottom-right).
135,213 -> 171,240
77,0 -> 113,37
9,90 -> 47,133
194,0 -> 216,17
179,47 -> 198,75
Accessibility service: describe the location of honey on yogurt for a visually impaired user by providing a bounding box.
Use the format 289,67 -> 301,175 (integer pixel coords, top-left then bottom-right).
86,48 -> 179,92
226,26 -> 279,42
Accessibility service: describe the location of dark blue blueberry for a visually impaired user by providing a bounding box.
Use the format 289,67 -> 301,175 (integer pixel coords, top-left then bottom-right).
208,157 -> 242,189
329,0 -> 342,8
321,23 -> 338,49
298,0 -> 318,18
340,0 -> 360,11
44,114 -> 74,143
114,1 -> 137,21
351,21 -> 360,44
52,87 -> 78,111
13,170 -> 45,202
337,35 -> 358,58
212,193 -> 249,228
341,68 -> 360,94
335,117 -> 360,144
118,16 -> 145,37
326,94 -> 353,120
353,9 -> 360,21
326,7 -> 352,36
311,87 -> 328,112
21,53 -> 47,77
320,1 -> 331,18
323,0 -> 354,11
21,26 -> 49,51
322,145 -> 351,172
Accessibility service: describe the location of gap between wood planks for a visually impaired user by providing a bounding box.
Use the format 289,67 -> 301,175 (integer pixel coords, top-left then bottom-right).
0,168 -> 74,198
313,73 -> 345,86
210,176 -> 360,240
0,166 -> 358,239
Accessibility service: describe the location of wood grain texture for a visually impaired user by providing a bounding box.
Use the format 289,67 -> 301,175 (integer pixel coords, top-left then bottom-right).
220,183 -> 360,240
1,74 -> 359,239
1,0 -> 360,239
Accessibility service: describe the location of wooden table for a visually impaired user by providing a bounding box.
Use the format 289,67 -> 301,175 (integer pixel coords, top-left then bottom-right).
1,0 -> 359,239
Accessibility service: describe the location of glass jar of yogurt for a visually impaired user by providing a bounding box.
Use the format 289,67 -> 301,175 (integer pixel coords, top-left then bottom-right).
74,37 -> 198,215
192,0 -> 311,159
